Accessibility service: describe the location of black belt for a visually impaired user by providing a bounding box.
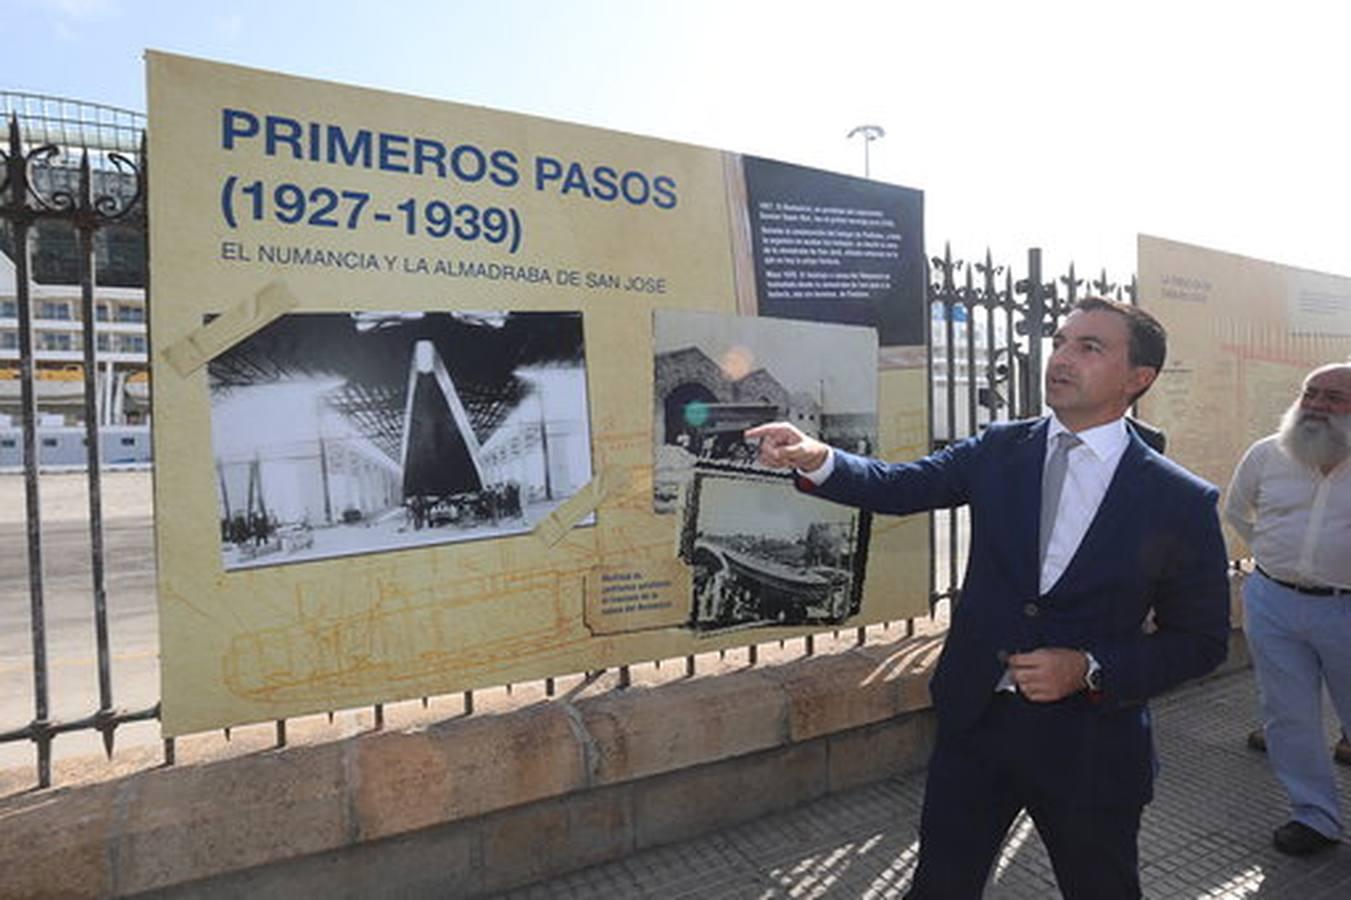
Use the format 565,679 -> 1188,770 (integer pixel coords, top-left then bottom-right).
1257,564 -> 1350,597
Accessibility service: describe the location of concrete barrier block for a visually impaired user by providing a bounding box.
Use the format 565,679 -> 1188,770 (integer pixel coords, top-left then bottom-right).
111,742 -> 349,895
353,703 -> 586,841
632,741 -> 827,849
827,711 -> 936,793
478,787 -> 635,894
772,649 -> 906,743
137,820 -> 481,900
578,671 -> 788,786
0,781 -> 118,899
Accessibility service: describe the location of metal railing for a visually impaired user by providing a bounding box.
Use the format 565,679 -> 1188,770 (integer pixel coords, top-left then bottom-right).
0,92 -> 143,159
1,108 -> 154,787
2,108 -> 1140,788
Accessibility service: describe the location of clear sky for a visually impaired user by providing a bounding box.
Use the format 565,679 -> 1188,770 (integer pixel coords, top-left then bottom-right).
7,0 -> 1347,282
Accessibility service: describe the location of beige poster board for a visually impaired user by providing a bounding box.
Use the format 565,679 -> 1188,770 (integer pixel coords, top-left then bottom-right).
147,53 -> 930,735
1136,234 -> 1351,555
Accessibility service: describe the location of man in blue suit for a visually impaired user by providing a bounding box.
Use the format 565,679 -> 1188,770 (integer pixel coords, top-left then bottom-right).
747,298 -> 1230,899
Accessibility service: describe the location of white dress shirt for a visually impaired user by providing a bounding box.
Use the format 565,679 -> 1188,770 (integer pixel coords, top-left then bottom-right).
1223,435 -> 1351,590
1040,416 -> 1132,593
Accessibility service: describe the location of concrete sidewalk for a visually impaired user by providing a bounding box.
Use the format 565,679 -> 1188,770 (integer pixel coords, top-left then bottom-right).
500,669 -> 1351,899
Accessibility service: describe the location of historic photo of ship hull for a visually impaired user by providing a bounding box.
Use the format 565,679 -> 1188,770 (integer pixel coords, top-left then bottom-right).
653,309 -> 878,513
207,310 -> 592,570
679,469 -> 870,633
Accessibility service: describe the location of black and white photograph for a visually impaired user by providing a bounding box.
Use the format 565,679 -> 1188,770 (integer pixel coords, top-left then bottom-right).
653,309 -> 878,513
679,469 -> 870,633
207,310 -> 593,571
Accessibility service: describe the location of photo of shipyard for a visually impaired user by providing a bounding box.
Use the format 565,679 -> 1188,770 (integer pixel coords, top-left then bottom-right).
207,310 -> 592,570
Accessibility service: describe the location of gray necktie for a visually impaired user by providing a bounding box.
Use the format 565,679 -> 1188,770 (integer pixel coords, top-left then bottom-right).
1039,432 -> 1082,567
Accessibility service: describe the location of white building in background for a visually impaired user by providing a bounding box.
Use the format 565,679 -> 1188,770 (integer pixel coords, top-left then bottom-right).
0,92 -> 149,468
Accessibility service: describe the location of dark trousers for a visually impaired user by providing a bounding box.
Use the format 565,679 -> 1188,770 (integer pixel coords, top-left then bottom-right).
906,694 -> 1143,899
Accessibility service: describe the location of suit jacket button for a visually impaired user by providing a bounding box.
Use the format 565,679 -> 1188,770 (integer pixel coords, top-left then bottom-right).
1023,602 -> 1039,618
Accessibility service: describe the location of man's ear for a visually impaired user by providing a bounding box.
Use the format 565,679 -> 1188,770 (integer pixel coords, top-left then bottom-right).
1128,366 -> 1157,398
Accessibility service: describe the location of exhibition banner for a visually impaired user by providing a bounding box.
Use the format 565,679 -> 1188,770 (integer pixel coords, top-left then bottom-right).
147,52 -> 929,734
1136,234 -> 1351,555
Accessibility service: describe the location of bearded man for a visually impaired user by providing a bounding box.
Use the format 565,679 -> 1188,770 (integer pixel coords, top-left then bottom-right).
1224,362 -> 1351,856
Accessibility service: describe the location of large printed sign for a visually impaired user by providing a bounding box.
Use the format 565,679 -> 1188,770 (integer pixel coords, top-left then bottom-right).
147,52 -> 930,734
1136,234 -> 1351,554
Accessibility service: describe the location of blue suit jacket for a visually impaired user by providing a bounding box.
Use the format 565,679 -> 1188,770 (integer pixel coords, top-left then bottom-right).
812,417 -> 1230,806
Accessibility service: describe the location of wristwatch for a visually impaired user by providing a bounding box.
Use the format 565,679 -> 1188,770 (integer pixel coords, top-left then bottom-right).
1083,651 -> 1103,693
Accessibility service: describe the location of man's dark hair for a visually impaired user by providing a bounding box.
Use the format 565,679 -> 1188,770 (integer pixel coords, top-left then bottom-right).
1073,296 -> 1167,372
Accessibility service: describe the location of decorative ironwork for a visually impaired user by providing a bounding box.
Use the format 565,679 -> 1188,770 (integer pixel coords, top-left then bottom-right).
2,107 -> 152,789
5,122 -> 145,225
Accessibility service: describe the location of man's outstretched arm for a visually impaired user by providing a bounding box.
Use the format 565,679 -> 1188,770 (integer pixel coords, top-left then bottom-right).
746,420 -> 982,517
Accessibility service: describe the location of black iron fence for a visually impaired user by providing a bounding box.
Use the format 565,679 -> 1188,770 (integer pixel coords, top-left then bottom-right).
0,108 -> 1136,788
926,243 -> 1138,607
1,103 -> 155,787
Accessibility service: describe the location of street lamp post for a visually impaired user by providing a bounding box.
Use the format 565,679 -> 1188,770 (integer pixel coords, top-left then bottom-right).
846,124 -> 886,178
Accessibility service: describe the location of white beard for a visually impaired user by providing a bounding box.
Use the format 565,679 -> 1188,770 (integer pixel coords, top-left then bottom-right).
1278,402 -> 1351,471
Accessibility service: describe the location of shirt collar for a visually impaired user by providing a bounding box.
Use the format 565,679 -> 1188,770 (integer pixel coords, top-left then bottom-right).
1048,415 -> 1130,462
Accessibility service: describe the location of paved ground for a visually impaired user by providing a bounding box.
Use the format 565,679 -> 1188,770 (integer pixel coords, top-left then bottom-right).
0,472 -> 160,768
500,669 -> 1351,899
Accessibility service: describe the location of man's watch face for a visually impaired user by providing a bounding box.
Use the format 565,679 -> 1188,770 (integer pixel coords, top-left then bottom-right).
1085,653 -> 1103,691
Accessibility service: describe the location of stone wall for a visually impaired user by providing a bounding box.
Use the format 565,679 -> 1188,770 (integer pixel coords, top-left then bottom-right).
1,632 -> 943,899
